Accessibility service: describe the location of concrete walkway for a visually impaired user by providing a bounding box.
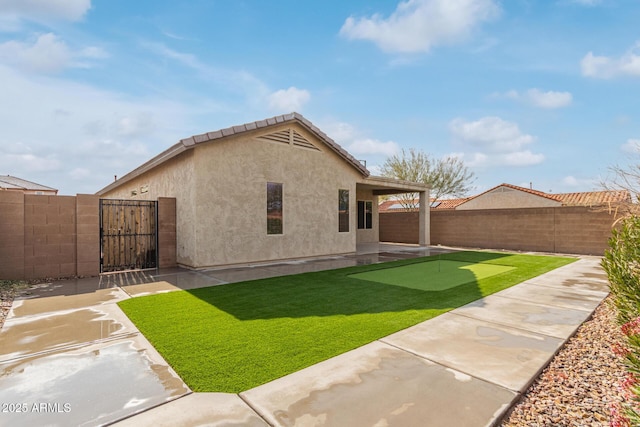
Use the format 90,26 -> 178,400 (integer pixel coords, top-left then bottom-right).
0,245 -> 609,427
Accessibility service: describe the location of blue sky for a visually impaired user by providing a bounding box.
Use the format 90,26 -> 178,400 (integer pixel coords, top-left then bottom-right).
0,0 -> 639,196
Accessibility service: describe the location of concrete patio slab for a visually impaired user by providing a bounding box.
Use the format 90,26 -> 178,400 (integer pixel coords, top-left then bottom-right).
525,257 -> 609,293
454,294 -> 594,339
121,280 -> 190,297
154,271 -> 225,290
241,341 -> 517,427
112,393 -> 269,427
0,334 -> 189,427
0,303 -> 138,363
381,312 -> 563,392
8,286 -> 129,319
202,266 -> 287,283
497,281 -> 607,311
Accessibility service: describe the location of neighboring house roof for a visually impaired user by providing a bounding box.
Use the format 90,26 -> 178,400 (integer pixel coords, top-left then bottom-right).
0,175 -> 58,193
461,183 -> 563,206
379,183 -> 631,212
379,197 -> 470,212
98,112 -> 370,195
462,183 -> 631,207
430,197 -> 471,209
554,190 -> 631,206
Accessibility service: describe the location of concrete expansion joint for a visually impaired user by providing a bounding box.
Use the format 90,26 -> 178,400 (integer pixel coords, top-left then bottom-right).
449,308 -> 586,341
237,392 -> 276,427
105,391 -> 196,426
0,331 -> 140,365
377,338 -> 515,392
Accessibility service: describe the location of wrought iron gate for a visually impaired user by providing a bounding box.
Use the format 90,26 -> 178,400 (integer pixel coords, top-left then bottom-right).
100,199 -> 158,273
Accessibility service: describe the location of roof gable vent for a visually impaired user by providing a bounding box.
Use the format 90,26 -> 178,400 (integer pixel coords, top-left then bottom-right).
257,128 -> 320,152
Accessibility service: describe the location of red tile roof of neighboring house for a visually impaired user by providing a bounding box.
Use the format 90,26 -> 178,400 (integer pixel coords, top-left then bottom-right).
378,184 -> 631,212
554,190 -> 631,206
463,183 -> 563,205
431,197 -> 471,209
378,197 -> 471,212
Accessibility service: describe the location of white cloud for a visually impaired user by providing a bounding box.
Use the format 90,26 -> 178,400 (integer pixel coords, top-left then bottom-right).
495,89 -> 572,109
267,87 -> 311,112
449,116 -> 535,152
0,33 -> 70,73
142,41 -> 271,107
449,116 -> 543,167
0,64 -> 195,194
525,89 -> 573,109
621,138 -> 640,153
562,175 -> 595,188
0,33 -> 107,73
318,119 -> 400,162
0,0 -> 91,23
571,0 -> 602,5
502,150 -> 545,166
322,121 -> 357,142
581,42 -> 640,79
339,0 -> 500,53
347,138 -> 400,156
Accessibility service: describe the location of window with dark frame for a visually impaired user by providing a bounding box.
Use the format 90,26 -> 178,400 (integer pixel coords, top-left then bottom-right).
267,182 -> 283,234
338,189 -> 349,232
357,200 -> 372,229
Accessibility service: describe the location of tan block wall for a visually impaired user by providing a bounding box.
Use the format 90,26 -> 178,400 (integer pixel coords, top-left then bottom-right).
0,193 -> 175,280
379,211 -> 419,244
0,192 -> 25,279
158,197 -> 177,268
380,207 -> 618,255
76,194 -> 100,277
23,194 -> 78,279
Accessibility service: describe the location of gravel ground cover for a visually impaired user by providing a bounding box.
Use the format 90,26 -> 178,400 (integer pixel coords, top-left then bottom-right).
502,295 -> 627,427
0,280 -> 25,330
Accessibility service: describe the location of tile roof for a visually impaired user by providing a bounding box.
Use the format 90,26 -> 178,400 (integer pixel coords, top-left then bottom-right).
378,184 -> 631,212
463,183 -> 563,205
378,197 -> 470,212
0,175 -> 57,192
554,190 -> 631,206
98,113 -> 369,195
432,198 -> 471,209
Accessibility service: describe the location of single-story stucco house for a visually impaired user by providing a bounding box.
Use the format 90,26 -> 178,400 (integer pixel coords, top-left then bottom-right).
97,113 -> 429,269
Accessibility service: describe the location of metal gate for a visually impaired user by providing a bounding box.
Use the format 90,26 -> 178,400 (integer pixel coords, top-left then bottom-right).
100,199 -> 158,273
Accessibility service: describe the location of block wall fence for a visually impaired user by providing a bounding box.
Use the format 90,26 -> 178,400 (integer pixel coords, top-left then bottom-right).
0,192 -> 176,281
380,206 -> 620,256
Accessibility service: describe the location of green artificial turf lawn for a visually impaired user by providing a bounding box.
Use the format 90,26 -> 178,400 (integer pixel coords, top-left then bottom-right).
118,251 -> 575,393
348,260 -> 515,291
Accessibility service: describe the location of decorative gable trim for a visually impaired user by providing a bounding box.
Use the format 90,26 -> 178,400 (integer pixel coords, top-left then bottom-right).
257,128 -> 320,152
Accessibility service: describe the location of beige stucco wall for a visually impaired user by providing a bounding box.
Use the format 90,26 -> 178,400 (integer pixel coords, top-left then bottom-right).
457,186 -> 562,210
99,150 -> 197,266
190,122 -> 363,268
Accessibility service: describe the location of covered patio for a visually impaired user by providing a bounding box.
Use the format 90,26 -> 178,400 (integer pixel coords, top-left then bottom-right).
356,176 -> 430,246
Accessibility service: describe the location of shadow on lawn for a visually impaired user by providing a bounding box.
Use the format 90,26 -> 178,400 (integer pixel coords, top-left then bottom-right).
185,251 -> 513,320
